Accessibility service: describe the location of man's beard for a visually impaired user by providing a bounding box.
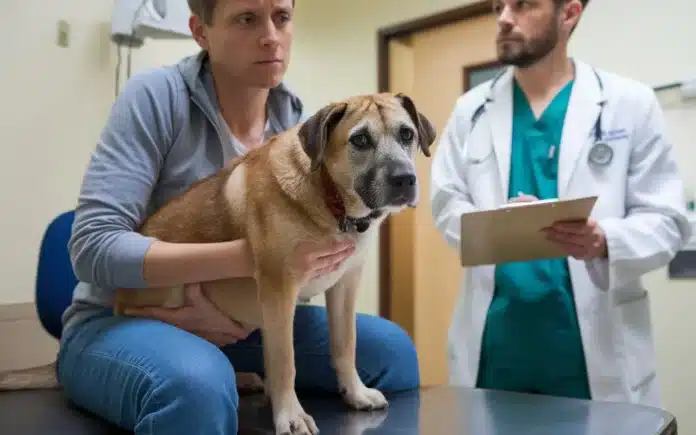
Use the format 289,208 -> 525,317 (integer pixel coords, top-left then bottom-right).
496,23 -> 559,68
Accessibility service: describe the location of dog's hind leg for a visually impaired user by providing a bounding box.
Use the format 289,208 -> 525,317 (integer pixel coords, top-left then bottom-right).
235,372 -> 265,395
325,264 -> 388,411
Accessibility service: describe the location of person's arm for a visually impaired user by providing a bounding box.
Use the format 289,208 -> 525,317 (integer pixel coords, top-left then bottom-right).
430,97 -> 479,250
590,88 -> 692,290
142,239 -> 253,288
69,69 -> 253,290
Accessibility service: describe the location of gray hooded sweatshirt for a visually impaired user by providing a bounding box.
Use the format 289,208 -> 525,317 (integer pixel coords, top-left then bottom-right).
62,50 -> 305,334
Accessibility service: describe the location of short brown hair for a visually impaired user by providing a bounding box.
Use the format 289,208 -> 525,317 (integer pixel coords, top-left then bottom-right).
188,0 -> 217,24
187,0 -> 295,25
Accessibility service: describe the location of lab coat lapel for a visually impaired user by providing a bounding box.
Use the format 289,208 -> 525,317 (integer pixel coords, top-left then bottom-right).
488,68 -> 515,200
558,60 -> 605,196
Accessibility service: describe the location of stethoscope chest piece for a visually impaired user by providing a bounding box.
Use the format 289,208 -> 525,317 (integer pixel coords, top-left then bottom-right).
588,142 -> 613,166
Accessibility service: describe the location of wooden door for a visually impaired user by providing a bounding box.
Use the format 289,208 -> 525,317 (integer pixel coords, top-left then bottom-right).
386,11 -> 499,387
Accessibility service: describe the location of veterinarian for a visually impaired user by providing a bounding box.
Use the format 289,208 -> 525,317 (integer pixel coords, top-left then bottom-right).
56,0 -> 419,433
430,0 -> 691,406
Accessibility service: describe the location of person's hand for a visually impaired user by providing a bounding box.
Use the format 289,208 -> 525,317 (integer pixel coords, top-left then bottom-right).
290,239 -> 356,287
544,218 -> 608,260
124,283 -> 254,346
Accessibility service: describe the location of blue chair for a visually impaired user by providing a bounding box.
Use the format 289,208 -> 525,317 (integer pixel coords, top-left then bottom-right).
34,210 -> 77,341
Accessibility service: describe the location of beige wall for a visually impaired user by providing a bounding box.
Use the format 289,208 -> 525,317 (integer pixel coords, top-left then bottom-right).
1,0 -> 696,431
0,2 -> 198,304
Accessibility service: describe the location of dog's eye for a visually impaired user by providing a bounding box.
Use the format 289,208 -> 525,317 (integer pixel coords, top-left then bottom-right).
350,133 -> 372,149
399,126 -> 414,143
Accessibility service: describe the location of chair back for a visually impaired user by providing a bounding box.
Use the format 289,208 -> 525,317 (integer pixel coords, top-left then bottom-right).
35,210 -> 78,340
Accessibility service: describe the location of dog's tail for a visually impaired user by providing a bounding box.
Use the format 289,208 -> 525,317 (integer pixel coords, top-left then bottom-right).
0,361 -> 61,391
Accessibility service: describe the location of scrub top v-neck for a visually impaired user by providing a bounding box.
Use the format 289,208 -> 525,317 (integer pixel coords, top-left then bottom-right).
476,78 -> 592,400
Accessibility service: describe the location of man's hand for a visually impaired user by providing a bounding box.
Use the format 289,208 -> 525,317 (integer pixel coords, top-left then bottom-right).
544,218 -> 608,260
124,283 -> 254,346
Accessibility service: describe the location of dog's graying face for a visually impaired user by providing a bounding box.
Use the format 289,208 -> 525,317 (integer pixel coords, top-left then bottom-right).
298,93 -> 437,216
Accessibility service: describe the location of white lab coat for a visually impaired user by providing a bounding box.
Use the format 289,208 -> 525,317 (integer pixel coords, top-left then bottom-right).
430,59 -> 692,407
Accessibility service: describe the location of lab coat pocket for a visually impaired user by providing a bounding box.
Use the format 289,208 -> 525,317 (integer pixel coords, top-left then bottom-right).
464,136 -> 495,166
464,139 -> 497,203
616,291 -> 657,394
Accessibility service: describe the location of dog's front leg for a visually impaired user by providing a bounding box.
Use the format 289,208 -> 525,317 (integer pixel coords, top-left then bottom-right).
257,271 -> 318,435
326,264 -> 388,411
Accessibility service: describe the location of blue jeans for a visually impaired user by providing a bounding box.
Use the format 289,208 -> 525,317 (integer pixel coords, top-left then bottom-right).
56,305 -> 419,434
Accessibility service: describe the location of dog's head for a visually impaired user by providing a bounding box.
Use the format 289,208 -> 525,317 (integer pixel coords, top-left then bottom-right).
298,93 -> 437,217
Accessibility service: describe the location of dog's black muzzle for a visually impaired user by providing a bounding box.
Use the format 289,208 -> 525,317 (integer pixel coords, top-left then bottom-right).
386,161 -> 417,207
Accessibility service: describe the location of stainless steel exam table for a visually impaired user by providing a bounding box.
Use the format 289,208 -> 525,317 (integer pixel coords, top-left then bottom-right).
0,385 -> 677,434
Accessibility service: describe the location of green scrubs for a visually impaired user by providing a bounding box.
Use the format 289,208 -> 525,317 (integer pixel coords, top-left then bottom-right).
475,79 -> 591,399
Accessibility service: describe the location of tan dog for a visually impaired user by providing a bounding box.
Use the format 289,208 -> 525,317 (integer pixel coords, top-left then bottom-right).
0,92 -> 436,435
118,92 -> 435,434
118,92 -> 436,434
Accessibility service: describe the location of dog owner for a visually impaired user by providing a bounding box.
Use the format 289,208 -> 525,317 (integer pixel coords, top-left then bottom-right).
56,0 -> 419,433
431,0 -> 691,406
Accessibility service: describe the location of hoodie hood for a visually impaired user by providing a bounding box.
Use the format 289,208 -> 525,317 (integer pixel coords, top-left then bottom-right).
176,50 -> 305,132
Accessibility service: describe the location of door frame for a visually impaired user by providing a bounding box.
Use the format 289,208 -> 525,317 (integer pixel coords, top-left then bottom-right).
376,0 -> 493,319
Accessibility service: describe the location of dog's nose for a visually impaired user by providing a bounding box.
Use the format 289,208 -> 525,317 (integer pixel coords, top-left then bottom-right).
385,163 -> 417,206
388,173 -> 416,189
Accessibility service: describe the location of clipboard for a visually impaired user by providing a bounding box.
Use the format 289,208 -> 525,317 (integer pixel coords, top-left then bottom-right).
459,196 -> 598,267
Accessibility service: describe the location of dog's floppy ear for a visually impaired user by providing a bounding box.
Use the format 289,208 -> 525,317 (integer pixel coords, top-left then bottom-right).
298,102 -> 348,171
395,93 -> 437,157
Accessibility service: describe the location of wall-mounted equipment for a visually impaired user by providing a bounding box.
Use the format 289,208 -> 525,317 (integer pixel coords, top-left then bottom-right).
111,0 -> 191,48
109,0 -> 193,97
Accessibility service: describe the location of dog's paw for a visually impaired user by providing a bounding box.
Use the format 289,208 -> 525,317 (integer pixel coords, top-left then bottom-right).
340,384 -> 388,411
274,393 -> 319,435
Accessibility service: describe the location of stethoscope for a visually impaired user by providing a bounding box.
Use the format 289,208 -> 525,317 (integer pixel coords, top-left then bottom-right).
468,67 -> 613,167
